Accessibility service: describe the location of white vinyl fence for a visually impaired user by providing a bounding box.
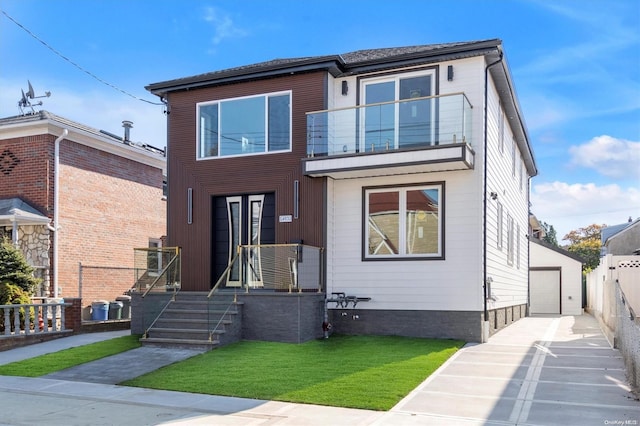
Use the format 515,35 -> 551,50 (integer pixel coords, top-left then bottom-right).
586,254 -> 640,388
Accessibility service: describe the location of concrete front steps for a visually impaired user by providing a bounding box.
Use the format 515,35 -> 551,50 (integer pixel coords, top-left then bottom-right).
140,292 -> 242,350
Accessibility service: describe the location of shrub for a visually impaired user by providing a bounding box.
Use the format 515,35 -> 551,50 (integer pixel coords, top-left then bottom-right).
0,238 -> 41,294
0,282 -> 34,332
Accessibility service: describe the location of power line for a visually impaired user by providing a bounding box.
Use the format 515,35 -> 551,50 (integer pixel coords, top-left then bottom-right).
1,9 -> 164,106
536,207 -> 638,219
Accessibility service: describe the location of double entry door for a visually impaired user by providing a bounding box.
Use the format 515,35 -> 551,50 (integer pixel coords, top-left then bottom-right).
213,193 -> 275,288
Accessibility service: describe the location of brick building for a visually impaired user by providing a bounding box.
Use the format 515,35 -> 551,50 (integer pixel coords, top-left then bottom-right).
0,111 -> 166,318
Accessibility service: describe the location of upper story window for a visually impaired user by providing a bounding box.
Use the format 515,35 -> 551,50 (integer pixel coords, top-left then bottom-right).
512,139 -> 517,177
197,91 -> 291,159
360,70 -> 436,151
499,101 -> 505,154
364,182 -> 443,260
518,158 -> 523,191
162,175 -> 167,199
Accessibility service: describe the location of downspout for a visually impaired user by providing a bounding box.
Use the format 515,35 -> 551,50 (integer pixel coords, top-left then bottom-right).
527,176 -> 532,315
53,129 -> 68,298
483,51 -> 503,326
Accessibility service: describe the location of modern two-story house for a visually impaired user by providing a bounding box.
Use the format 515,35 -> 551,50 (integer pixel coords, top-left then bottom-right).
143,39 -> 537,344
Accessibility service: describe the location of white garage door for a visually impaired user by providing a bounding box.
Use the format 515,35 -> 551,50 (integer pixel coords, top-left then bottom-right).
530,269 -> 561,314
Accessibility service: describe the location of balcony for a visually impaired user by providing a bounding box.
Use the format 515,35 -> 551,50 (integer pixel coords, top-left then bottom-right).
303,93 -> 474,179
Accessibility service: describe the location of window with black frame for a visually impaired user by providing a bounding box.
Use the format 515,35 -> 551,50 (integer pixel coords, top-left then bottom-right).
364,182 -> 443,260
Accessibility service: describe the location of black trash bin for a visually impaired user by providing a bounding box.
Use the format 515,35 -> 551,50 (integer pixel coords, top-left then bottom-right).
108,301 -> 123,320
116,295 -> 131,319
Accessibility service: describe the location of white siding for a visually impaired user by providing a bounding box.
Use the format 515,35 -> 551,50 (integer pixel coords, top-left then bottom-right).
332,76 -> 357,109
326,76 -> 359,154
327,169 -> 483,311
323,55 -> 532,314
530,241 -> 583,315
484,72 -> 530,310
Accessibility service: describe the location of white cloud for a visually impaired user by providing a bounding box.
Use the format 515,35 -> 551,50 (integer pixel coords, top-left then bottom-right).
203,6 -> 247,46
569,135 -> 640,180
531,181 -> 640,242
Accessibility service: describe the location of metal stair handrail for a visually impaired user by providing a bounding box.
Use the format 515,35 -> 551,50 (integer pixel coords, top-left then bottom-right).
207,250 -> 239,299
207,251 -> 240,341
142,291 -> 177,339
142,252 -> 181,298
140,247 -> 181,339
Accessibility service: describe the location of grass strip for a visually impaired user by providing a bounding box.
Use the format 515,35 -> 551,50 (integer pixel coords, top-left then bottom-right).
0,334 -> 141,377
123,335 -> 463,411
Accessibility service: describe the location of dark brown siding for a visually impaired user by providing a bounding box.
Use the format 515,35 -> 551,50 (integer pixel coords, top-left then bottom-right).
166,71 -> 327,291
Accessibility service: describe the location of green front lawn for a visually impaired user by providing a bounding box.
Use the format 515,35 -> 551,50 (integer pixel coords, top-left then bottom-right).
123,335 -> 463,411
0,335 -> 141,377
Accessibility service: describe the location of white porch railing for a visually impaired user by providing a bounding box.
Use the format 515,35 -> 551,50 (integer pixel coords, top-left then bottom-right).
0,302 -> 69,337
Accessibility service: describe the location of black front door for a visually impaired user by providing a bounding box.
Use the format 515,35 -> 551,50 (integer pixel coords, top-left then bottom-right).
212,193 -> 275,288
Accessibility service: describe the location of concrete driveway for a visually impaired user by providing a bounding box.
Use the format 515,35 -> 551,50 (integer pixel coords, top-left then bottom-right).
380,314 -> 640,425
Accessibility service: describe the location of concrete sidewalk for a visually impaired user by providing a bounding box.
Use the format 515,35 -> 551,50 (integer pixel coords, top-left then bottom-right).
0,314 -> 638,425
0,330 -> 131,365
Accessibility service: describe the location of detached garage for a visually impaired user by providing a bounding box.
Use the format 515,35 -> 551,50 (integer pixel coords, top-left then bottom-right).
529,238 -> 584,315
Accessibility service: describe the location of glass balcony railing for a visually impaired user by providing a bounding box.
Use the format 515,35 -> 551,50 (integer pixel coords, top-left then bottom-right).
306,92 -> 472,157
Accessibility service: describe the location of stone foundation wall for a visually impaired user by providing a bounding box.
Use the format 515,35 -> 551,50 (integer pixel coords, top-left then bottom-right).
488,304 -> 527,336
329,308 -> 484,342
237,292 -> 325,343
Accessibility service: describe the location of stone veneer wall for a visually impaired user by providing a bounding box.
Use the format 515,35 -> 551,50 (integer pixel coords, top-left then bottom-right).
330,309 -> 485,342
4,224 -> 51,296
488,304 -> 528,336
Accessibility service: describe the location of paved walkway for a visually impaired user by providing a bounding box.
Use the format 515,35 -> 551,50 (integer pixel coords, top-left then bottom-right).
0,314 -> 638,425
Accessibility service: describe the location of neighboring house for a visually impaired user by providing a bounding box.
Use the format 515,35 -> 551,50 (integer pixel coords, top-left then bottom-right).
529,238 -> 584,315
529,213 -> 546,240
0,111 -> 166,317
145,39 -> 537,343
601,218 -> 640,256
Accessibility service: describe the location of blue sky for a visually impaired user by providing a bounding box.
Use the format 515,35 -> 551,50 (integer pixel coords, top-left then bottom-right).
1,0 -> 638,242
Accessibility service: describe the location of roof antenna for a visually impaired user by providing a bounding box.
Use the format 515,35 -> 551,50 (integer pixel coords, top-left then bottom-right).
18,80 -> 51,115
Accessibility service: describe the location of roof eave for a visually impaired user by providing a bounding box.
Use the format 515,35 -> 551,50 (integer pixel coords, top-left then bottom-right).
146,40 -> 505,97
488,51 -> 538,177
0,214 -> 50,226
0,114 -> 166,173
530,237 -> 585,263
146,57 -> 344,97
341,39 -> 502,75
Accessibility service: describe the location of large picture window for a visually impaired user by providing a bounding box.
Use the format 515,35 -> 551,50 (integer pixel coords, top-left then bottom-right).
197,92 -> 291,159
364,183 -> 443,259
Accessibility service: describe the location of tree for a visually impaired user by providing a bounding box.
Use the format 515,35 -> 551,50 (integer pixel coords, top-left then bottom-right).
541,221 -> 558,247
563,224 -> 604,245
563,224 -> 605,271
0,238 -> 41,295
